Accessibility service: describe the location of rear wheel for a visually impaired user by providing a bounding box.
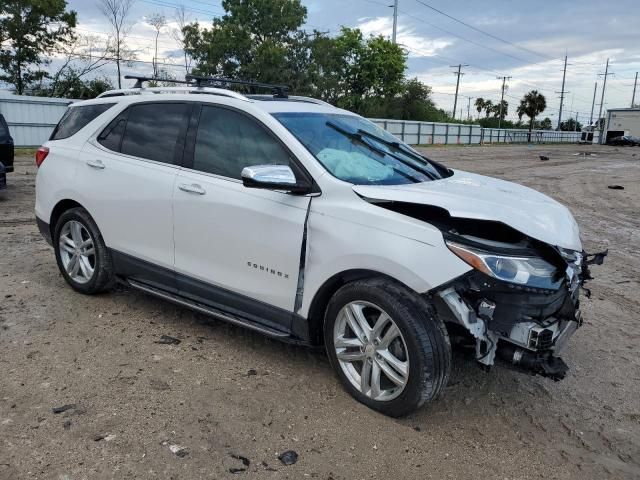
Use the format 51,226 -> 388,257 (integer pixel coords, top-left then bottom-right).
54,207 -> 114,294
324,278 -> 451,417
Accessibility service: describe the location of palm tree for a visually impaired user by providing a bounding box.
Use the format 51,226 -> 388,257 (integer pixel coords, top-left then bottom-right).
517,90 -> 547,141
475,97 -> 485,119
483,100 -> 494,118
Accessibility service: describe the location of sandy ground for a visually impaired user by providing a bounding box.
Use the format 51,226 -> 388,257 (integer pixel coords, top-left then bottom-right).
0,144 -> 639,480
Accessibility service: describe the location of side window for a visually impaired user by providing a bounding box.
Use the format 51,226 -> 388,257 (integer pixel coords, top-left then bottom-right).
193,105 -> 290,179
97,110 -> 128,152
0,115 -> 9,141
50,103 -> 115,140
120,103 -> 190,164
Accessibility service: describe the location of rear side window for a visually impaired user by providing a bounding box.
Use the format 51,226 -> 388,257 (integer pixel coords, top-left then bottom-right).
50,103 -> 115,140
192,105 -> 290,179
97,110 -> 128,152
120,103 -> 190,164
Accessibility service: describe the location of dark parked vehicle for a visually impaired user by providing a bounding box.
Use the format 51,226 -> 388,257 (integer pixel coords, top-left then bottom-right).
608,135 -> 640,146
0,114 -> 14,192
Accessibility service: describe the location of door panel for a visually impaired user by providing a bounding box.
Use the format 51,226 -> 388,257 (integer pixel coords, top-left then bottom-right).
173,173 -> 309,316
78,141 -> 178,274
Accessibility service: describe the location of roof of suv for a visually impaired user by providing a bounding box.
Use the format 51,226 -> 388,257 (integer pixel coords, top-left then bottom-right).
72,89 -> 353,116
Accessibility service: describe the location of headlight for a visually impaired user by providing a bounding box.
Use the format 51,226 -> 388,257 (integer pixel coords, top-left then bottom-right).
446,240 -> 560,289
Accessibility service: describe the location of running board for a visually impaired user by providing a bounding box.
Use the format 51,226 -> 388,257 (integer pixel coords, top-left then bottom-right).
127,279 -> 290,338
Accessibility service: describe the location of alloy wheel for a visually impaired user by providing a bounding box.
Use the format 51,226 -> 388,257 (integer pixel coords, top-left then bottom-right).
333,301 -> 410,401
58,220 -> 96,284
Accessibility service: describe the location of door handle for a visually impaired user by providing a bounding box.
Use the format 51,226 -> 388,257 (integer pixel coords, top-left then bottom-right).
178,183 -> 206,195
86,159 -> 105,169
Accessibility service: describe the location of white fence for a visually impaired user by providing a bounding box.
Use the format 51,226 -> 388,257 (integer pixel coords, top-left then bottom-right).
371,119 -> 582,145
0,94 -> 583,147
0,94 -> 74,147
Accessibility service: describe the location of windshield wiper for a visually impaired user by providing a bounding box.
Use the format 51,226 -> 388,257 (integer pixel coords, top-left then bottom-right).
355,129 -> 442,179
325,121 -> 424,183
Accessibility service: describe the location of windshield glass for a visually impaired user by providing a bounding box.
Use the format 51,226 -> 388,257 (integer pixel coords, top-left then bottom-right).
273,112 -> 446,185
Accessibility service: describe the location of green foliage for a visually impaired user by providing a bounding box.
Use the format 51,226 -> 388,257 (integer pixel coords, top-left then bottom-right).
183,0 -> 450,121
537,117 -> 553,130
517,90 -> 547,138
33,73 -> 113,99
0,0 -> 77,94
560,117 -> 582,131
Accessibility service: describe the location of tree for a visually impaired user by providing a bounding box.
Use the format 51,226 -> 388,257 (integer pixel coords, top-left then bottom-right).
184,0 -> 307,83
560,117 -> 582,132
483,100 -> 494,118
474,97 -> 485,118
517,90 -> 547,141
146,13 -> 166,77
0,0 -> 77,94
34,34 -> 113,97
488,100 -> 508,119
97,0 -> 136,89
538,117 -> 553,130
171,5 -> 192,74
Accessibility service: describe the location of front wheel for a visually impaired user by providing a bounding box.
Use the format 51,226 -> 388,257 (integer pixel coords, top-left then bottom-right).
324,278 -> 451,417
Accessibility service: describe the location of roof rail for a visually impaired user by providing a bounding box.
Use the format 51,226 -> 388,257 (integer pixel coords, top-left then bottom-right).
96,86 -> 250,102
186,75 -> 290,99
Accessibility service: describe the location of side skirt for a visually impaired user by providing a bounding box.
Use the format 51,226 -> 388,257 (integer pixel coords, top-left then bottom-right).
127,279 -> 291,340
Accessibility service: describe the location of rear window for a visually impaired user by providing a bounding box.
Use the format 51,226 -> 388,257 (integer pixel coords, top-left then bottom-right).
50,103 -> 115,140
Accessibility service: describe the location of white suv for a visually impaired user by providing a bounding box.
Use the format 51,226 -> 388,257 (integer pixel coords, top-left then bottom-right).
35,76 -> 601,417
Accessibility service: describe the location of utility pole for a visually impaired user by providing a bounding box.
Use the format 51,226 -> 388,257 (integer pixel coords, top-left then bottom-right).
556,55 -> 569,130
467,96 -> 472,121
496,75 -> 511,129
589,81 -> 597,126
451,64 -> 467,120
632,72 -> 638,107
597,58 -> 612,144
575,112 -> 579,132
392,0 -> 399,44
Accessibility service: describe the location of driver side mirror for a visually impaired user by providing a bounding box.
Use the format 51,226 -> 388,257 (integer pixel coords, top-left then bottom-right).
241,165 -> 312,194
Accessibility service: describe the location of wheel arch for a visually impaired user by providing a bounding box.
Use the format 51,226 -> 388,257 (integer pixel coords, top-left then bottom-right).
305,269 -> 418,346
49,199 -> 86,237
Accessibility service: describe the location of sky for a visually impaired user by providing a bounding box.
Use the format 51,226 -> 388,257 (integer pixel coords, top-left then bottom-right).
60,0 -> 640,124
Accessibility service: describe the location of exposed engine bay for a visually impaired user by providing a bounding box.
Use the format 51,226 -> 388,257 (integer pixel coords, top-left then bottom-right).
374,199 -> 607,380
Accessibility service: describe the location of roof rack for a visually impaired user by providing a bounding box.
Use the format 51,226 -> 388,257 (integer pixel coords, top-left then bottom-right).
186,75 -> 290,99
97,74 -> 292,101
123,75 -> 191,88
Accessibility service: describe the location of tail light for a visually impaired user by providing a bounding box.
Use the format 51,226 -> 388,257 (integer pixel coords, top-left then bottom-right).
35,146 -> 49,167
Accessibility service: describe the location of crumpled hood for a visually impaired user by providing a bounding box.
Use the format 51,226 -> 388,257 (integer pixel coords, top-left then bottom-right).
353,169 -> 582,251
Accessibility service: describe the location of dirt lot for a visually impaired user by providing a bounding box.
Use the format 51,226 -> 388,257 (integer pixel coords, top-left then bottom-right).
1,144 -> 639,480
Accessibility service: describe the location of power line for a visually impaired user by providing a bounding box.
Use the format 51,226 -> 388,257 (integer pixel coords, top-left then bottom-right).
411,0 -> 557,62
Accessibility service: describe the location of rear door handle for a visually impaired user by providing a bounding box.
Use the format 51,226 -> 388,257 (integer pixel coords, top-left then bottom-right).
86,159 -> 105,169
178,183 -> 206,195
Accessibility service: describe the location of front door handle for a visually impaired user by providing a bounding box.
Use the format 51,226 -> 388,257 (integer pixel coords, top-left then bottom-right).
86,159 -> 105,169
178,183 -> 206,195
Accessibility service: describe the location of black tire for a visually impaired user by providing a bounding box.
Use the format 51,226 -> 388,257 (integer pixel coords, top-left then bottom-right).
324,278 -> 451,417
53,207 -> 115,294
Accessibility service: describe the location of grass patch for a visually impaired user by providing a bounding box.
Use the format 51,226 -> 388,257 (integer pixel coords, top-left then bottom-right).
15,147 -> 37,156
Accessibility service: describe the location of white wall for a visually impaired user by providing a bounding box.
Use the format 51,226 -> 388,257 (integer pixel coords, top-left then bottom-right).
0,94 -> 74,147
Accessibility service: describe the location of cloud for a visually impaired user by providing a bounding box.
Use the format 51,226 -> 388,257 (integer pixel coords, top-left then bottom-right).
356,16 -> 453,57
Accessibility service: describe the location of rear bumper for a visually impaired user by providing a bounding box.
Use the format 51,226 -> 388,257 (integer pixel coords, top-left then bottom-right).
37,217 -> 53,246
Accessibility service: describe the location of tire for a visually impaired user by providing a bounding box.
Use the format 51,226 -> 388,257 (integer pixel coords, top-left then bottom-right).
324,278 -> 451,417
53,207 -> 115,294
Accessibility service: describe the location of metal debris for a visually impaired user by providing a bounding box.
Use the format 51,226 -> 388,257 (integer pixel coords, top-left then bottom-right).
52,404 -> 76,414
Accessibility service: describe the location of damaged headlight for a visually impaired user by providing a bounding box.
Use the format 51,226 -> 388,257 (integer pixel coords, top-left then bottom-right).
446,240 -> 561,289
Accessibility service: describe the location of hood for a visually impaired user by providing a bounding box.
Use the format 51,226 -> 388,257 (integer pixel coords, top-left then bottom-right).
353,169 -> 581,251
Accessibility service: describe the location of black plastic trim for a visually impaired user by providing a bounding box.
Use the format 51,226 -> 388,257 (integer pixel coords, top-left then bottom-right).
110,249 -> 309,341
37,217 -> 52,246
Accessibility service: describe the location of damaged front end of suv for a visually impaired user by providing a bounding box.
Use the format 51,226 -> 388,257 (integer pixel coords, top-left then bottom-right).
434,217 -> 605,380
375,199 -> 606,381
